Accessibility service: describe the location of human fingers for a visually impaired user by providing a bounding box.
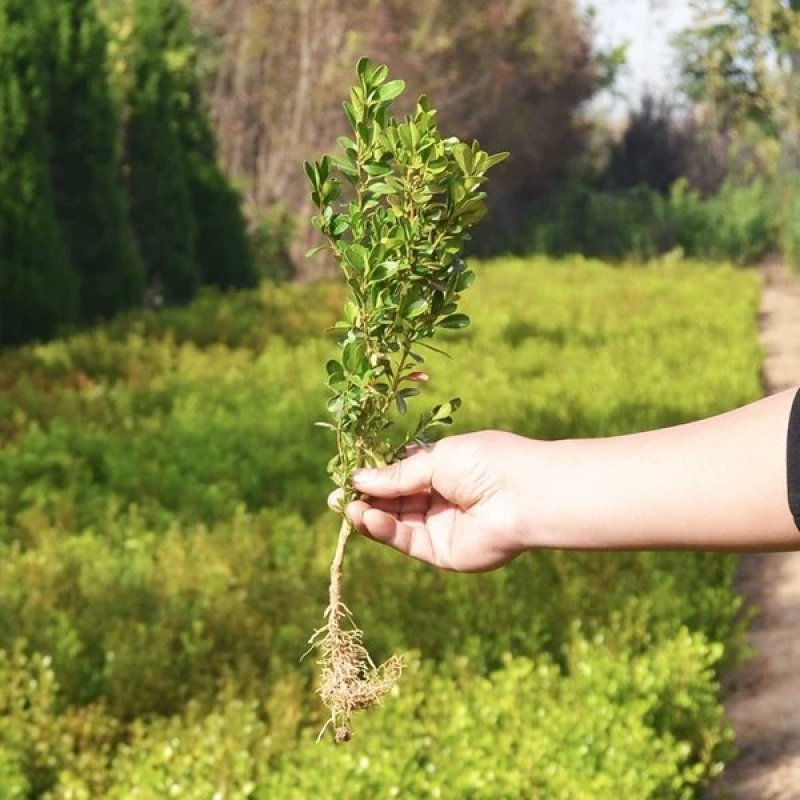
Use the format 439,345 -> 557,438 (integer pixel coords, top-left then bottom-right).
346,500 -> 439,565
351,448 -> 435,499
362,492 -> 431,515
327,489 -> 430,515
327,489 -> 345,511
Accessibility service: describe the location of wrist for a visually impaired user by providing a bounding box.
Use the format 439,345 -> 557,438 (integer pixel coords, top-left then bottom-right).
515,437 -> 612,551
509,437 -> 575,551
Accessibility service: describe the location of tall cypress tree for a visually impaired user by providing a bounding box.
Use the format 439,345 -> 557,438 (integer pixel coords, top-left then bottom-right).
47,0 -> 145,324
0,0 -> 78,346
166,3 -> 255,290
182,107 -> 257,290
126,0 -> 199,304
124,0 -> 254,301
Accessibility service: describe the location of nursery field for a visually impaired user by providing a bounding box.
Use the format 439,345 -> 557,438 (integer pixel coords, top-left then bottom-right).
0,256 -> 763,798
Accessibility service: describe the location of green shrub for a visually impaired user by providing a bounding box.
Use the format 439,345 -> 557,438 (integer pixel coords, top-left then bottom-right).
777,176 -> 800,269
123,0 -> 255,304
0,643 -> 69,798
0,256 -> 761,795
28,636 -> 731,799
525,178 -> 778,264
261,633 -> 732,800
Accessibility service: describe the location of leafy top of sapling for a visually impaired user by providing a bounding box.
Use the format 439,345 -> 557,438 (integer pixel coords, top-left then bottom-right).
306,57 -> 508,490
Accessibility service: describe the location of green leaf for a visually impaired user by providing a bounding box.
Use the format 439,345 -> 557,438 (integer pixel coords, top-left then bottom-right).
337,136 -> 358,153
453,143 -> 473,175
405,299 -> 428,318
371,64 -> 389,85
395,388 -> 419,415
342,243 -> 369,273
318,156 -> 330,182
431,397 -> 461,423
356,57 -> 373,84
343,339 -> 366,373
329,216 -> 350,236
303,160 -> 318,188
349,86 -> 365,122
440,313 -> 471,329
357,122 -> 374,147
411,189 -> 433,204
371,260 -> 401,281
327,395 -> 344,415
362,162 -> 392,177
326,359 -> 344,378
368,182 -> 400,196
456,269 -> 476,291
485,151 -> 510,169
344,297 -> 358,324
343,100 -> 358,131
305,245 -> 327,258
332,157 -> 358,179
377,80 -> 405,103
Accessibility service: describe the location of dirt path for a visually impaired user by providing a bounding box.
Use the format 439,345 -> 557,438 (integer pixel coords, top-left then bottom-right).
709,260 -> 800,800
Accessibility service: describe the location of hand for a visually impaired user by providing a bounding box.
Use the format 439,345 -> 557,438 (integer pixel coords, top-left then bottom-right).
327,390 -> 800,561
328,431 -> 540,572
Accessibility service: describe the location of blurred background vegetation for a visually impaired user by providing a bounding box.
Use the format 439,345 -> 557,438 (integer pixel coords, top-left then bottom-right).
1,0 -> 799,797
2,0 -> 799,347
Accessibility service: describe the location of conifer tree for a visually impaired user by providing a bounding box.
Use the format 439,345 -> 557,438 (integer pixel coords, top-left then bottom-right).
166,2 -> 254,289
182,111 -> 256,290
125,0 -> 254,303
0,0 -> 78,346
127,0 -> 199,304
48,0 -> 146,323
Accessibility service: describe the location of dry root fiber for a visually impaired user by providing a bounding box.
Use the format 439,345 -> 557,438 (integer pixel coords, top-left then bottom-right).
310,517 -> 404,743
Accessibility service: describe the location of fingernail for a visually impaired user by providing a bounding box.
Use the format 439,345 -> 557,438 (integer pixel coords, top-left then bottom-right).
351,469 -> 378,487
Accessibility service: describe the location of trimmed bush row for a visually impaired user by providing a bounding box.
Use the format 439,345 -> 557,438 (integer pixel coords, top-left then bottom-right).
0,257 -> 761,797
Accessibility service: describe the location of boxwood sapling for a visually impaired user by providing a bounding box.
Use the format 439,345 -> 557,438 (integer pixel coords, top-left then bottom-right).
305,58 -> 507,743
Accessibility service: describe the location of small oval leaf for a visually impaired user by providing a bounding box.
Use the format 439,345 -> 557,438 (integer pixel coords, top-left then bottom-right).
405,299 -> 427,318
377,79 -> 405,103
440,313 -> 470,329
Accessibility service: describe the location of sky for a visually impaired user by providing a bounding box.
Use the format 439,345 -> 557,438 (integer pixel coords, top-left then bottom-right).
578,0 -> 695,109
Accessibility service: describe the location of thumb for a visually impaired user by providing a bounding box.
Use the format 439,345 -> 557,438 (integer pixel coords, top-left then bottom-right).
352,448 -> 434,498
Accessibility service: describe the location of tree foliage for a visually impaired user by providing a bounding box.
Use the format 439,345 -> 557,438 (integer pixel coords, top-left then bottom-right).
0,0 -> 78,346
188,0 -> 599,276
606,95 -> 694,194
674,0 -> 800,265
677,0 -> 800,154
47,0 -> 146,323
121,0 -> 255,303
125,0 -> 201,304
0,0 -> 254,346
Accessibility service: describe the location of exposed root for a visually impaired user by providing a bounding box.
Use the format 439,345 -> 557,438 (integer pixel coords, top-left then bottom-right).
310,516 -> 404,742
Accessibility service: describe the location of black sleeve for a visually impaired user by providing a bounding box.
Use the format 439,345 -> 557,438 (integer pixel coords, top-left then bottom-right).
787,388 -> 800,532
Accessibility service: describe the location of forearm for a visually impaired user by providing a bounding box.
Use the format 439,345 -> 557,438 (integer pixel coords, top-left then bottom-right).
530,388 -> 800,551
